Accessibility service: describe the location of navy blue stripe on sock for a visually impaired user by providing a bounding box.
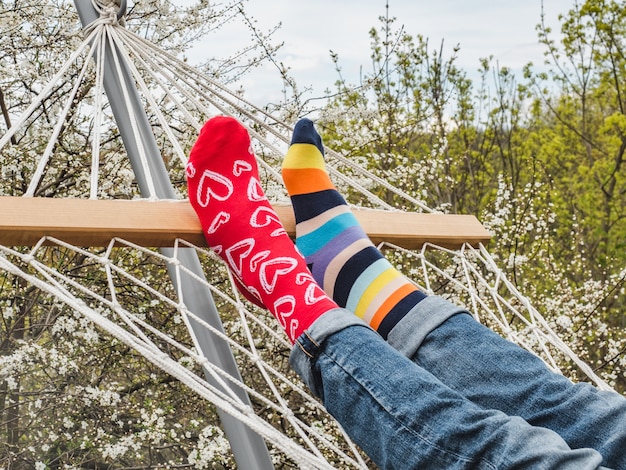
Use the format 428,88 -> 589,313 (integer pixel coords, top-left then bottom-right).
377,290 -> 428,340
333,246 -> 384,307
290,189 -> 347,223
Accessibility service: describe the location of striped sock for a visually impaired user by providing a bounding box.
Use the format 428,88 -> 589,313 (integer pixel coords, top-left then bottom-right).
282,118 -> 427,339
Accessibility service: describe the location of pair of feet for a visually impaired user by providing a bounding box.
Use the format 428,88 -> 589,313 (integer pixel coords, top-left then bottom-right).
186,116 -> 426,343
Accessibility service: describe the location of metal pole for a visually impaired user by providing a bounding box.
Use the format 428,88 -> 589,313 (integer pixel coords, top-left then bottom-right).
73,2 -> 274,468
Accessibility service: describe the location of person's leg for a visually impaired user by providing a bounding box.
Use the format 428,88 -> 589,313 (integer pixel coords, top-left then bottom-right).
282,118 -> 428,339
186,115 -> 337,343
407,308 -> 626,470
290,310 -> 605,470
187,116 -> 606,469
281,117 -> 626,469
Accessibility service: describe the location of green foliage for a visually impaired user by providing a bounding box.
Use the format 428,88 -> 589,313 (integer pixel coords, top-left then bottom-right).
321,1 -> 626,393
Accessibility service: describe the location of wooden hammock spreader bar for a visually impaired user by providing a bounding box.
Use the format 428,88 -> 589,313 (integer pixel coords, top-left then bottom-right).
0,196 -> 491,249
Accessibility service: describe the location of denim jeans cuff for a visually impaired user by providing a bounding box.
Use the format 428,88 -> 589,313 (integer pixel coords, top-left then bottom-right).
387,295 -> 469,358
289,308 -> 369,393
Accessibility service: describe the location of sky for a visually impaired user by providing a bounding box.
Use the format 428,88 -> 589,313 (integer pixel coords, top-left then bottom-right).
185,0 -> 575,105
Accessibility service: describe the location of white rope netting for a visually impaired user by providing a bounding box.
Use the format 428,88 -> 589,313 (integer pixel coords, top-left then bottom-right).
0,236 -> 369,468
0,2 -> 613,467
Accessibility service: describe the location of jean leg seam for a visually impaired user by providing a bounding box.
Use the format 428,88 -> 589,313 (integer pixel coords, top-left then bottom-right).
304,330 -> 320,347
295,331 -> 321,359
296,339 -> 314,358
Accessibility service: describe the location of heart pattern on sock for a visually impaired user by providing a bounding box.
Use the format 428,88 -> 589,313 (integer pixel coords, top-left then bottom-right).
207,211 -> 230,234
225,238 -> 256,278
186,116 -> 339,342
195,168 -> 233,206
251,206 -> 282,229
259,257 -> 299,294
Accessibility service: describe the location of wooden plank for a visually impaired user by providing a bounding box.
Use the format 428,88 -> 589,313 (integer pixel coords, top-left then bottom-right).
0,196 -> 491,249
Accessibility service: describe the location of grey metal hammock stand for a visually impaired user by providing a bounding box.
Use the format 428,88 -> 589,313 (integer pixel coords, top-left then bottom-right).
73,1 -> 274,468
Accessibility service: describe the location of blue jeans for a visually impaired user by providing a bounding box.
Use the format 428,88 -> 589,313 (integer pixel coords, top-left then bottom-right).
290,309 -> 608,469
389,296 -> 626,470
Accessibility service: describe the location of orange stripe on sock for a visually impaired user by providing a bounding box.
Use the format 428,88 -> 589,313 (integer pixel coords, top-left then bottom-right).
361,274 -> 410,323
282,168 -> 335,195
354,268 -> 399,319
369,283 -> 418,330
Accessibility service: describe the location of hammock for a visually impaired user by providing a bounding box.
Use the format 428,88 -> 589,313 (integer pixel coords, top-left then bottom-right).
0,1 -> 612,468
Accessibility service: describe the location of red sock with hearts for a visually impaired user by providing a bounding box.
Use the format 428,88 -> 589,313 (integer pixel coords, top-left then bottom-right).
186,116 -> 338,343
